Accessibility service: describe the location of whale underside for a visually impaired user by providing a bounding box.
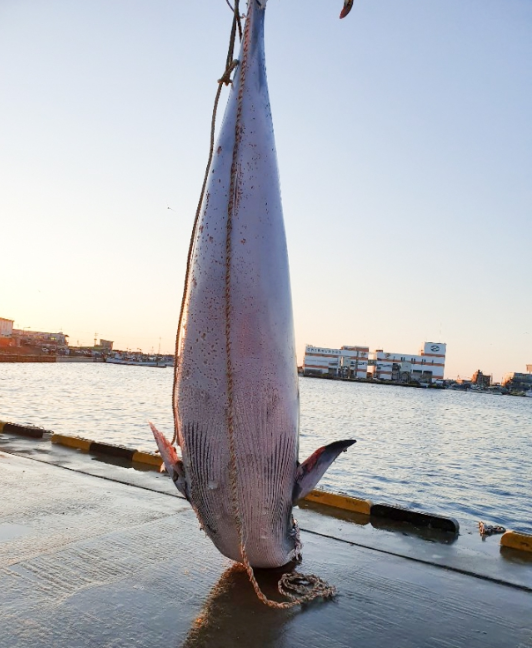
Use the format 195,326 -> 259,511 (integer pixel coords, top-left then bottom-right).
152,0 -> 355,569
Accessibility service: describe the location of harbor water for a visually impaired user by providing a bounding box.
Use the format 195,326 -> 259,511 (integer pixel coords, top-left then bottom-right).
1,363 -> 530,533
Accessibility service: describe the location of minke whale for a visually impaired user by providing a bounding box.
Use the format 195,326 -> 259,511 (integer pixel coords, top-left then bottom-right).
152,0 -> 355,569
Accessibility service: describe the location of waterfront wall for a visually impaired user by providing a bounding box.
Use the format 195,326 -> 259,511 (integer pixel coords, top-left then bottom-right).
2,418 -> 532,554
0,354 -> 56,363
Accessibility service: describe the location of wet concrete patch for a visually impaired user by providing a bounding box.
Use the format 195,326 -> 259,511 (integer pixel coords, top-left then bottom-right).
1,442 -> 532,648
0,523 -> 32,543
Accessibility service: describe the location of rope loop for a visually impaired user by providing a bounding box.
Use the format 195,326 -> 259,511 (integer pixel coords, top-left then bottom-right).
218,59 -> 240,86
279,573 -> 337,602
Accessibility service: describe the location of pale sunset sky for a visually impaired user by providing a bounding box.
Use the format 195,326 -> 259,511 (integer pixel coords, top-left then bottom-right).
0,0 -> 530,381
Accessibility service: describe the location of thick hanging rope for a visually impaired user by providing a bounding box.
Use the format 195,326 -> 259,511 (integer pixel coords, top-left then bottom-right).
222,1 -> 336,609
171,1 -> 241,446
172,0 -> 336,608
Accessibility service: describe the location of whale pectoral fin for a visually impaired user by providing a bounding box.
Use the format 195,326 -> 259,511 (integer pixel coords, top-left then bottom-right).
170,459 -> 189,500
149,422 -> 189,500
292,440 -> 356,503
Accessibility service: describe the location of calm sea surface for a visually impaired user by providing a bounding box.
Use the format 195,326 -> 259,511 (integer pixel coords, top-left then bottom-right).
1,364 -> 530,532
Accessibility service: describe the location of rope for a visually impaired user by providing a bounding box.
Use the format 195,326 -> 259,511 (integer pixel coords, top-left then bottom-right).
173,0 -> 336,608
478,521 -> 506,537
221,1 -> 336,609
171,3 -> 241,447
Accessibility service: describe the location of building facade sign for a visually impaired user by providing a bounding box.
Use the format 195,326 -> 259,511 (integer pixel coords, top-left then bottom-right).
303,341 -> 447,384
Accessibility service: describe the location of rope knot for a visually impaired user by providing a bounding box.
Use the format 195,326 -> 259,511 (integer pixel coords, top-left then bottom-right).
218,59 -> 240,86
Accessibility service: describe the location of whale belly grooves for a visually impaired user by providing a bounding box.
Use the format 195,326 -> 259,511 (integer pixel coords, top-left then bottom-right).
173,1 -> 299,569
152,0 -> 356,572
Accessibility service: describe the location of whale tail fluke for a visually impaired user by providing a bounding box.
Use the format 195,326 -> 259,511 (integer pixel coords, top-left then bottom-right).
339,0 -> 354,19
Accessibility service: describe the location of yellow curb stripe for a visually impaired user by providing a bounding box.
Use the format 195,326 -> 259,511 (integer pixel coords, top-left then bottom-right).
51,433 -> 92,451
132,450 -> 163,468
501,531 -> 532,553
304,490 -> 372,515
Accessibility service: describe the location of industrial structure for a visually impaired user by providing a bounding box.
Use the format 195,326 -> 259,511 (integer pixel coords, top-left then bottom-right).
0,316 -> 69,354
502,370 -> 532,392
96,339 -> 114,351
0,317 -> 14,337
369,342 -> 446,384
471,369 -> 491,389
303,341 -> 446,384
12,329 -> 69,347
303,345 -> 369,379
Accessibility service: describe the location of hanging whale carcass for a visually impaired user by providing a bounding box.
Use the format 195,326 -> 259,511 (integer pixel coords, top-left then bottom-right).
152,0 -> 355,569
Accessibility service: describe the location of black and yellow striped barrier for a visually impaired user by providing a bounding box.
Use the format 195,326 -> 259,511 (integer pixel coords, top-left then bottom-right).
0,420 -> 47,438
50,433 -> 163,469
501,531 -> 532,554
3,420 -> 532,553
304,489 -> 372,515
50,433 -> 91,451
0,423 -> 163,469
371,503 -> 459,533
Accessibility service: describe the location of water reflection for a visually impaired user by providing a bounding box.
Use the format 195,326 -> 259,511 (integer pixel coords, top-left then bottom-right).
180,564 -> 298,648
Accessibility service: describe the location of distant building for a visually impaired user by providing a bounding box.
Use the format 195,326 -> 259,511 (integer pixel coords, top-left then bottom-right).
303,345 -> 369,379
502,372 -> 532,391
0,318 -> 14,337
98,339 -> 114,351
527,364 -> 532,374
340,346 -> 370,379
12,329 -> 69,347
471,369 -> 491,389
368,342 -> 446,384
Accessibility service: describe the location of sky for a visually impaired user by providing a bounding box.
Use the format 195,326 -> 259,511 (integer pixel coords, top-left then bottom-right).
0,0 -> 530,381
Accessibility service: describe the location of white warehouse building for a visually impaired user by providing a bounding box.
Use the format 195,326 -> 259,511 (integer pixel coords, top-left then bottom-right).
303,341 -> 447,384
303,345 -> 369,379
0,318 -> 14,337
369,342 -> 446,384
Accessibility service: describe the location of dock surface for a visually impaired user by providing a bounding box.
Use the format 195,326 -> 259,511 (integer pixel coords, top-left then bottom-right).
1,433 -> 531,648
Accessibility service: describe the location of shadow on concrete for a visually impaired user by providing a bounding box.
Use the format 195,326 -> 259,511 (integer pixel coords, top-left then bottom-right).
181,564 -> 302,648
500,546 -> 532,566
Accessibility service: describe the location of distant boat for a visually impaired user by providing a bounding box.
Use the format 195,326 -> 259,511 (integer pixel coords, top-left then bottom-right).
524,389 -> 532,398
105,355 -> 167,368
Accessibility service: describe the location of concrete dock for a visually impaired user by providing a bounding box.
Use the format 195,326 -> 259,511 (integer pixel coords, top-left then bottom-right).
1,432 -> 531,648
